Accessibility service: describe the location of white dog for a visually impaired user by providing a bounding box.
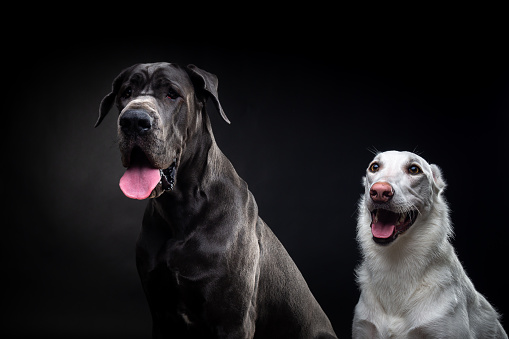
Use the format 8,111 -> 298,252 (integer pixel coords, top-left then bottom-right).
353,151 -> 507,339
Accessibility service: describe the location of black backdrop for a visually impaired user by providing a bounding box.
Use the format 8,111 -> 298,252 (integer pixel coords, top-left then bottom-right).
4,14 -> 509,338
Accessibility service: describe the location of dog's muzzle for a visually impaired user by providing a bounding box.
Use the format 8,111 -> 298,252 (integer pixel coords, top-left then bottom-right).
119,145 -> 178,200
370,208 -> 418,245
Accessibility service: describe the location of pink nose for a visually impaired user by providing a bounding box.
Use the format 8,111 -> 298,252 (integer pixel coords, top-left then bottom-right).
370,182 -> 394,202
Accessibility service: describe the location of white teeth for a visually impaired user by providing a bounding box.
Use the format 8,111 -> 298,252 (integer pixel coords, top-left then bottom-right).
395,213 -> 406,226
372,210 -> 412,226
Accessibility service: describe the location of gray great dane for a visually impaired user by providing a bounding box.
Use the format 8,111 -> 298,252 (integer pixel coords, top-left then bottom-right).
96,62 -> 337,338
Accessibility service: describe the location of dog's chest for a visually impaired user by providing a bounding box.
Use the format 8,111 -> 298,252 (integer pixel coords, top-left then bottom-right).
358,276 -> 458,338
137,235 -> 215,325
380,316 -> 408,338
145,259 -> 210,326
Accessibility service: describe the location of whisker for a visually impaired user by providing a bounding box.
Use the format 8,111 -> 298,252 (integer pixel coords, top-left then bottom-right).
367,146 -> 379,156
412,146 -> 424,156
410,203 -> 422,216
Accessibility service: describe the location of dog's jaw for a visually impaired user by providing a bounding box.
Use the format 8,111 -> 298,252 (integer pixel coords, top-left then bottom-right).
370,208 -> 418,245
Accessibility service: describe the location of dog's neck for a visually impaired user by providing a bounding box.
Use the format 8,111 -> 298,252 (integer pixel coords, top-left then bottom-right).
357,195 -> 454,312
147,109 -> 250,238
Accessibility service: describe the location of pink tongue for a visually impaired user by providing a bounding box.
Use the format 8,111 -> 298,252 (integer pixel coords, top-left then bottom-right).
372,221 -> 395,239
119,164 -> 161,200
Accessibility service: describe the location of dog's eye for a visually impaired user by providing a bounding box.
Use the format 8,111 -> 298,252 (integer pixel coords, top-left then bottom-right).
121,87 -> 132,99
167,88 -> 179,100
408,165 -> 422,175
369,162 -> 380,173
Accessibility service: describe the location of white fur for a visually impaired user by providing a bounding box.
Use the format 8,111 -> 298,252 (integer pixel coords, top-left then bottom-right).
353,151 -> 507,339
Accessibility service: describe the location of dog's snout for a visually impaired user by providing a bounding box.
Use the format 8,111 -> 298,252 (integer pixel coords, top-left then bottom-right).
370,182 -> 394,202
119,109 -> 153,136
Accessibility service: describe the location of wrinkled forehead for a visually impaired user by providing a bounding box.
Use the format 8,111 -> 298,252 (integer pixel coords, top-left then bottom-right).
373,151 -> 430,171
125,62 -> 193,89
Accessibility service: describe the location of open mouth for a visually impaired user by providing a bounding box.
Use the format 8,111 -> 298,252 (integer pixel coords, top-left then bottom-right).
119,147 -> 176,200
370,209 -> 418,245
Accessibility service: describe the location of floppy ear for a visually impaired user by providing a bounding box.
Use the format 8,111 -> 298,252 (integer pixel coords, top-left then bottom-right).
185,64 -> 231,124
430,164 -> 447,194
95,65 -> 136,127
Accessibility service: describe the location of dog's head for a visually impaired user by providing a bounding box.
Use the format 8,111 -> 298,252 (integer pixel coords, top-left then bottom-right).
359,150 -> 446,246
96,62 -> 230,200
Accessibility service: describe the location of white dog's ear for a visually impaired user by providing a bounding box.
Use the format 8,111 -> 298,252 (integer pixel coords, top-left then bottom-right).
430,164 -> 446,193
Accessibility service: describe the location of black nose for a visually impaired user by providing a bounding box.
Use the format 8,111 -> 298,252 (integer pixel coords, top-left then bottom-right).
119,109 -> 152,136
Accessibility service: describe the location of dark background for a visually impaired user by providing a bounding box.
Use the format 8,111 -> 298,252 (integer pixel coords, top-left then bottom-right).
4,10 -> 509,338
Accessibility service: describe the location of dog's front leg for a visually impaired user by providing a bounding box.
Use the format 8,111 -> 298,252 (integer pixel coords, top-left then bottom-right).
202,248 -> 260,339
